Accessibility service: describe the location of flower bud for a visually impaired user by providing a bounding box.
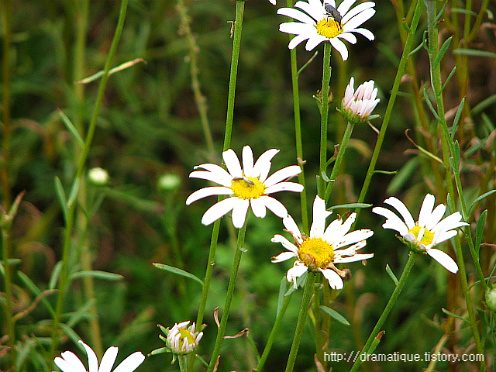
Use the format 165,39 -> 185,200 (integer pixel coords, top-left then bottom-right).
88,167 -> 109,186
340,77 -> 380,124
486,285 -> 496,312
158,173 -> 181,192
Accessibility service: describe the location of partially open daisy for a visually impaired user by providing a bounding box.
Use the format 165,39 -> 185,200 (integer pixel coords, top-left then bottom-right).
341,77 -> 380,124
163,321 -> 203,355
271,196 -> 373,289
186,145 -> 303,228
278,0 -> 375,60
55,341 -> 145,372
373,194 -> 467,273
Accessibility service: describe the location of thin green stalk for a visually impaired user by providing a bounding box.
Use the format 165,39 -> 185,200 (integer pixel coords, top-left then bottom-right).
354,0 -> 423,220
256,293 -> 293,371
49,0 -> 128,361
350,252 -> 417,372
284,272 -> 316,372
176,0 -> 215,158
187,3 -> 245,370
0,0 -> 15,368
207,224 -> 247,372
223,0 -> 245,152
318,43 -> 332,198
424,0 -> 485,366
324,121 -> 354,202
287,0 -> 308,233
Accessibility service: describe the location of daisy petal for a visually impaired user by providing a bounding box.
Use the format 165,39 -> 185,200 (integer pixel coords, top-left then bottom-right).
306,34 -> 328,51
55,352 -> 87,372
185,187 -> 233,205
283,215 -> 303,243
99,347 -> 118,372
372,206 -> 409,236
287,263 -> 308,288
426,203 -> 446,230
231,198 -> 250,228
271,251 -> 297,263
278,7 -> 316,25
261,196 -> 288,218
201,198 -> 235,226
265,181 -> 304,194
80,341 -> 98,372
223,149 -> 242,178
336,252 -> 373,263
250,197 -> 267,218
271,234 -> 299,254
253,149 -> 279,180
351,27 -> 375,40
264,165 -> 302,188
320,268 -> 343,289
112,352 -> 145,372
329,38 -> 349,60
310,196 -> 330,238
384,197 -> 415,229
426,248 -> 458,273
418,194 -> 435,228
242,146 -> 255,177
189,171 -> 232,187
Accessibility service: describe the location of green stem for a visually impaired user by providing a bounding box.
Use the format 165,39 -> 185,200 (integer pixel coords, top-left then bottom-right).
318,42 -> 332,198
206,224 -> 247,372
355,0 -> 423,219
256,293 -> 293,371
424,0 -> 486,366
287,0 -> 308,233
223,0 -> 245,152
284,272 -> 316,372
324,121 -> 354,202
350,252 -> 417,372
49,0 -> 128,361
1,221 -> 16,370
187,3 -> 245,370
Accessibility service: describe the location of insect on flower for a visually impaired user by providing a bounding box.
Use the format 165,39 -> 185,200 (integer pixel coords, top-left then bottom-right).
324,4 -> 342,24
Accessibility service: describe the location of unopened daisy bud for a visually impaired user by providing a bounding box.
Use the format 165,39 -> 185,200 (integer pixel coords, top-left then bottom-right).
88,167 -> 109,186
340,77 -> 380,124
486,285 -> 496,312
164,321 -> 203,355
158,173 -> 181,192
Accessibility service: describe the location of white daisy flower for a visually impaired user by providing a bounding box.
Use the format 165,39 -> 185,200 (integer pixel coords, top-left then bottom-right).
373,194 -> 468,273
165,321 -> 203,355
186,145 -> 304,228
271,196 -> 373,289
54,341 -> 145,372
278,0 -> 376,60
341,77 -> 380,123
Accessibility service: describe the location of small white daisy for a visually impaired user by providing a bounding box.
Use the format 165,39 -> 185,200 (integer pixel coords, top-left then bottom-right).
271,196 -> 373,289
373,194 -> 468,273
165,321 -> 203,355
54,341 -> 145,372
186,145 -> 303,228
278,0 -> 375,60
341,77 -> 380,123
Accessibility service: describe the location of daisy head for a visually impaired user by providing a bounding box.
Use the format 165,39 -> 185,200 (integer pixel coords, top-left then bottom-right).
54,341 -> 145,372
271,196 -> 374,289
160,321 -> 203,355
186,145 -> 303,228
373,194 -> 468,273
340,77 -> 380,124
278,0 -> 376,60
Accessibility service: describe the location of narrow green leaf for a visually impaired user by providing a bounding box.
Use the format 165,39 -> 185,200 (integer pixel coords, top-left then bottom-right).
153,263 -> 204,286
277,277 -> 288,315
475,210 -> 487,255
58,109 -> 84,146
468,190 -> 496,216
387,157 -> 419,195
59,323 -> 84,346
453,48 -> 496,58
49,261 -> 63,290
442,66 -> 457,92
386,264 -> 399,285
67,177 -> 81,209
320,306 -> 350,326
328,203 -> 372,210
435,36 -> 452,67
472,94 -> 496,116
54,177 -> 68,222
442,308 -> 468,323
67,299 -> 97,328
76,58 -> 146,84
423,86 -> 441,122
408,40 -> 425,57
17,271 -> 55,316
70,270 -> 124,281
450,98 -> 465,139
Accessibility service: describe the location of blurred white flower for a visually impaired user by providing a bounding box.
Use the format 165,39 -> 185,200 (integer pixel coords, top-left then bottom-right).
373,194 -> 467,273
341,77 -> 380,123
278,0 -> 375,60
272,196 -> 373,289
88,167 -> 109,186
158,173 -> 182,192
186,145 -> 303,228
54,341 -> 145,372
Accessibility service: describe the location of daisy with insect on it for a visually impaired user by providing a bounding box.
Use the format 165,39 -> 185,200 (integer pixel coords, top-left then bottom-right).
373,194 -> 468,273
271,196 -> 374,289
340,77 -> 380,124
277,0 -> 376,60
186,145 -> 303,228
54,341 -> 145,372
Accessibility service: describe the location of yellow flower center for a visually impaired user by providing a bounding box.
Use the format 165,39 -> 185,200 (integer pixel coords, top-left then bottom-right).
298,237 -> 335,269
408,225 -> 435,246
231,176 -> 265,199
178,329 -> 196,348
316,18 -> 343,39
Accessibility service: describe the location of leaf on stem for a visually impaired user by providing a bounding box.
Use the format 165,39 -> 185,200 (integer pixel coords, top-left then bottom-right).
319,306 -> 350,326
153,263 -> 204,286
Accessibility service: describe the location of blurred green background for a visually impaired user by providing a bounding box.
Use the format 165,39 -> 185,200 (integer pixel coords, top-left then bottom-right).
1,0 -> 495,371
